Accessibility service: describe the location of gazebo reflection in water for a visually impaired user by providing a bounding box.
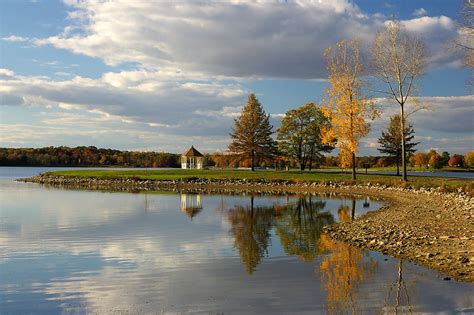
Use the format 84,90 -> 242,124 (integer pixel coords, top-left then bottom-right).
180,193 -> 203,219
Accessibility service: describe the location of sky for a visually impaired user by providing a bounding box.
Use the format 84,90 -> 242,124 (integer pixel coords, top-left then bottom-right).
0,0 -> 473,155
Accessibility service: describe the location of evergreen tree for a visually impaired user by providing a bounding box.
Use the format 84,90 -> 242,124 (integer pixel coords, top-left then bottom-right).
439,151 -> 450,167
229,93 -> 277,171
277,103 -> 333,170
378,114 -> 418,175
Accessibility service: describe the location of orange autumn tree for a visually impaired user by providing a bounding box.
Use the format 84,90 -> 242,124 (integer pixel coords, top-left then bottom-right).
321,39 -> 378,180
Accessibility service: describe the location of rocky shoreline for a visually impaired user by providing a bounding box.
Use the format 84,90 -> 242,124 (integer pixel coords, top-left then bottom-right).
18,174 -> 474,282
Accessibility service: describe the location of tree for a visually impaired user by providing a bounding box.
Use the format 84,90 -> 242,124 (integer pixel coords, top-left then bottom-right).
277,103 -> 333,171
227,196 -> 275,274
412,152 -> 428,167
275,197 -> 334,262
322,39 -> 378,180
458,1 -> 474,71
464,151 -> 474,168
428,150 -> 442,169
229,94 -> 277,171
371,21 -> 426,181
439,151 -> 450,167
448,154 -> 465,167
377,114 -> 418,175
324,155 -> 339,167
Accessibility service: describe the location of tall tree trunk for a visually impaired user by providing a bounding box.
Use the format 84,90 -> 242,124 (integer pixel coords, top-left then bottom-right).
400,105 -> 408,181
396,154 -> 400,176
299,151 -> 305,171
352,152 -> 357,180
251,150 -> 255,171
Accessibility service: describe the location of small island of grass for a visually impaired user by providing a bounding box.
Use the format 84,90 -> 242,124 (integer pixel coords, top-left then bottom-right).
43,168 -> 473,193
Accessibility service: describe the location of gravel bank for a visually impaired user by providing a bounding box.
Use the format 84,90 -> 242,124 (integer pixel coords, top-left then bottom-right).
18,174 -> 474,282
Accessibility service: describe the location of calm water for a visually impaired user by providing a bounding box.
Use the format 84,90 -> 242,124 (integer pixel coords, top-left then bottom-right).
0,167 -> 473,314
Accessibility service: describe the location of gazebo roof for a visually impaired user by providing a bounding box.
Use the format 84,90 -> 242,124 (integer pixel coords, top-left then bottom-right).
181,207 -> 202,219
182,146 -> 204,157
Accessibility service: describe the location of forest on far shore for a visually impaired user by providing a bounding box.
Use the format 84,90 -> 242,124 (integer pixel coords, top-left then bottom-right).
1,146 -> 472,170
0,146 -> 180,168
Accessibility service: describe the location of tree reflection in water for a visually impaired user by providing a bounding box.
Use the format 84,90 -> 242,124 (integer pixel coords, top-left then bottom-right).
227,195 -> 275,274
276,196 -> 334,262
383,259 -> 414,314
227,195 -> 337,273
319,199 -> 378,314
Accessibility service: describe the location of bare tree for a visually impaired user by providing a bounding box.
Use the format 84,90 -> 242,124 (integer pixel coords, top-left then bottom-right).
458,0 -> 474,55
458,0 -> 474,87
370,22 -> 426,181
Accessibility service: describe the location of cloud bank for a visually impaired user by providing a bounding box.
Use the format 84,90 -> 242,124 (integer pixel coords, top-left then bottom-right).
32,0 -> 462,78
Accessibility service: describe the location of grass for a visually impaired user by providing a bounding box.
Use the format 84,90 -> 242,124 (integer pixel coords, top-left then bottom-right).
47,168 -> 473,193
320,166 -> 473,172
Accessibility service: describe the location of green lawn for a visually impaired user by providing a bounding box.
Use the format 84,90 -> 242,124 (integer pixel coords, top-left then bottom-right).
320,166 -> 473,172
47,168 -> 473,192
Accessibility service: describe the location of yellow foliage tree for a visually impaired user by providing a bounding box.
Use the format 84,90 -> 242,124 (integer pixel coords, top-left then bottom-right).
464,151 -> 474,168
322,39 -> 378,179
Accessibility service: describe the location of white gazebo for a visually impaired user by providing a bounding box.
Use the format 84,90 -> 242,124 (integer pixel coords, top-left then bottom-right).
181,146 -> 204,169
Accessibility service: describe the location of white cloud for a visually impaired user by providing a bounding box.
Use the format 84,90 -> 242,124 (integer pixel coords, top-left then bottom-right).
0,68 -> 247,151
0,68 -> 246,127
54,71 -> 73,77
364,95 -> 474,154
408,95 -> 474,133
412,8 -> 427,17
0,68 -> 15,78
28,1 -> 463,79
1,35 -> 30,42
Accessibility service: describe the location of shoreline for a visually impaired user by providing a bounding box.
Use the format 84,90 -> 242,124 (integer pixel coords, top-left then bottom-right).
18,174 -> 474,282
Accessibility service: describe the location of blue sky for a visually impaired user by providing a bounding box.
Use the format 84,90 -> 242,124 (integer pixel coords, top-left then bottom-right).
0,0 -> 472,154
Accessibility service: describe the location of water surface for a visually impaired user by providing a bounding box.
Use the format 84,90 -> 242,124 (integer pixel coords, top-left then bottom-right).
0,167 -> 472,314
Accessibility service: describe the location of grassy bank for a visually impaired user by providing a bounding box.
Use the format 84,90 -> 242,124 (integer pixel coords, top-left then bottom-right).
47,169 -> 473,193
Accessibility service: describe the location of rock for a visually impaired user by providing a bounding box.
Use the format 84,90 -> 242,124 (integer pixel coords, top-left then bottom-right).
459,256 -> 470,264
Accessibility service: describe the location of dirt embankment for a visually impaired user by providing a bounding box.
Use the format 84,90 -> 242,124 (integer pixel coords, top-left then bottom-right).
19,174 -> 474,282
324,188 -> 474,282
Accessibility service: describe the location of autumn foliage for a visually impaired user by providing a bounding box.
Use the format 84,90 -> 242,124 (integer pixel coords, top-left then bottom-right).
321,39 -> 378,179
318,206 -> 377,314
464,151 -> 474,168
448,154 -> 465,167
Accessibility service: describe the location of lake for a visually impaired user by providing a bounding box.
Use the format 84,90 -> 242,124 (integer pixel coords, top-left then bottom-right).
0,167 -> 473,314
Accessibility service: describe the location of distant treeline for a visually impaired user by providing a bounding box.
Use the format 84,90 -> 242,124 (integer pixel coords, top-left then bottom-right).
0,147 -> 180,167
2,146 -> 472,169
